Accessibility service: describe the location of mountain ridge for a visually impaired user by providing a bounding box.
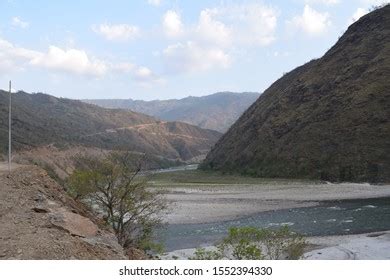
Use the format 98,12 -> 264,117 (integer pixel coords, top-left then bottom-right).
201,5 -> 390,183
84,91 -> 260,132
0,90 -> 221,163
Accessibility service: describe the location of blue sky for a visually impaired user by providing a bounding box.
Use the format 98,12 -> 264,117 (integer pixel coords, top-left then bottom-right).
0,0 -> 388,100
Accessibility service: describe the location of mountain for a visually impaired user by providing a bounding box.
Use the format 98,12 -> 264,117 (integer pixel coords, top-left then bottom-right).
0,91 -> 221,163
201,5 -> 390,183
84,92 -> 260,132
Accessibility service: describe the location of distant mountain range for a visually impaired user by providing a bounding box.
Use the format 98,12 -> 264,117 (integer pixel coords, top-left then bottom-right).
201,5 -> 390,183
84,92 -> 260,132
0,91 -> 221,164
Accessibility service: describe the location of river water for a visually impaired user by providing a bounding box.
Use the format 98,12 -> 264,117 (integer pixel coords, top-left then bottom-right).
151,164 -> 198,174
158,197 -> 390,252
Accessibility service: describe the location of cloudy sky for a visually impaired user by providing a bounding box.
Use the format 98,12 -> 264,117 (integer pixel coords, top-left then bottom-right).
0,0 -> 388,100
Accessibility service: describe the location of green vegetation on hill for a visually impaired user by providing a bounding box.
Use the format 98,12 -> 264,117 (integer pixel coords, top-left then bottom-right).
201,5 -> 390,183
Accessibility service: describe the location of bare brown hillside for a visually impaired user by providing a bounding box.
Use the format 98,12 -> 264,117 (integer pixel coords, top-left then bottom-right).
0,163 -> 128,259
202,5 -> 390,182
0,91 -> 221,164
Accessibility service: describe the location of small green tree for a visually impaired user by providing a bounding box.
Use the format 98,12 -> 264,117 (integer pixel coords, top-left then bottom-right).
190,226 -> 306,260
66,152 -> 168,253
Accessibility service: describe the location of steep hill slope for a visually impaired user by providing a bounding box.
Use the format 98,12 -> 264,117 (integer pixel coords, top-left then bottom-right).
201,5 -> 390,182
0,91 -> 221,163
0,163 -> 128,259
84,92 -> 259,132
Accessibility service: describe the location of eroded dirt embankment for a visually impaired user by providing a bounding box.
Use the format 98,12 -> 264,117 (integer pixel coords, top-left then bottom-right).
0,162 -> 128,259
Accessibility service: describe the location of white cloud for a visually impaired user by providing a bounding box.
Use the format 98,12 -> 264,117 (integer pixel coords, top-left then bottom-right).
11,16 -> 29,28
349,8 -> 369,24
134,66 -> 163,83
134,66 -> 153,79
161,3 -> 278,46
147,0 -> 161,6
194,3 -> 278,47
163,41 -> 230,73
111,62 -> 163,85
0,38 -> 106,77
0,37 -> 163,86
30,46 -> 107,77
288,5 -> 331,36
0,38 -> 39,60
0,38 -> 40,73
112,62 -> 135,73
222,3 -> 278,46
304,0 -> 340,5
361,0 -> 389,6
195,8 -> 232,47
160,3 -> 277,74
130,66 -> 165,87
162,10 -> 184,38
92,23 -> 139,41
347,1 -> 389,25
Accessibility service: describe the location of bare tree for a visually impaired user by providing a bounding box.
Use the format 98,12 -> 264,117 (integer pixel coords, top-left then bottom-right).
67,152 -> 168,252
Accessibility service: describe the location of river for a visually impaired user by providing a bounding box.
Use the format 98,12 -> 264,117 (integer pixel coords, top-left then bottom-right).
158,197 -> 390,252
151,164 -> 198,174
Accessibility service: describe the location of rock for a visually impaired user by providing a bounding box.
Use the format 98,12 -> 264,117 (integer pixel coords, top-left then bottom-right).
126,248 -> 148,260
33,193 -> 45,203
50,208 -> 98,238
83,233 -> 125,254
32,206 -> 49,213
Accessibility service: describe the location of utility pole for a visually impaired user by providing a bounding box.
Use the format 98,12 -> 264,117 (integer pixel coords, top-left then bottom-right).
8,80 -> 11,174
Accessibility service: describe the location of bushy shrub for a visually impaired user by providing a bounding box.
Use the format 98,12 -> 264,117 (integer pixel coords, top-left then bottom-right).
190,226 -> 306,260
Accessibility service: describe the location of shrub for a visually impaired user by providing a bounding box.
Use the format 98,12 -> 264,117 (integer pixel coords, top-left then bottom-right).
190,226 -> 306,260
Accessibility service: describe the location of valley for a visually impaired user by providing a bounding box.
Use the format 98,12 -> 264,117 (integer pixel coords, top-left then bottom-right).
0,90 -> 222,175
0,2 -> 389,263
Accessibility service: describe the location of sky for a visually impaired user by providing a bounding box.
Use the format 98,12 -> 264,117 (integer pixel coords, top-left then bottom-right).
0,0 -> 388,100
